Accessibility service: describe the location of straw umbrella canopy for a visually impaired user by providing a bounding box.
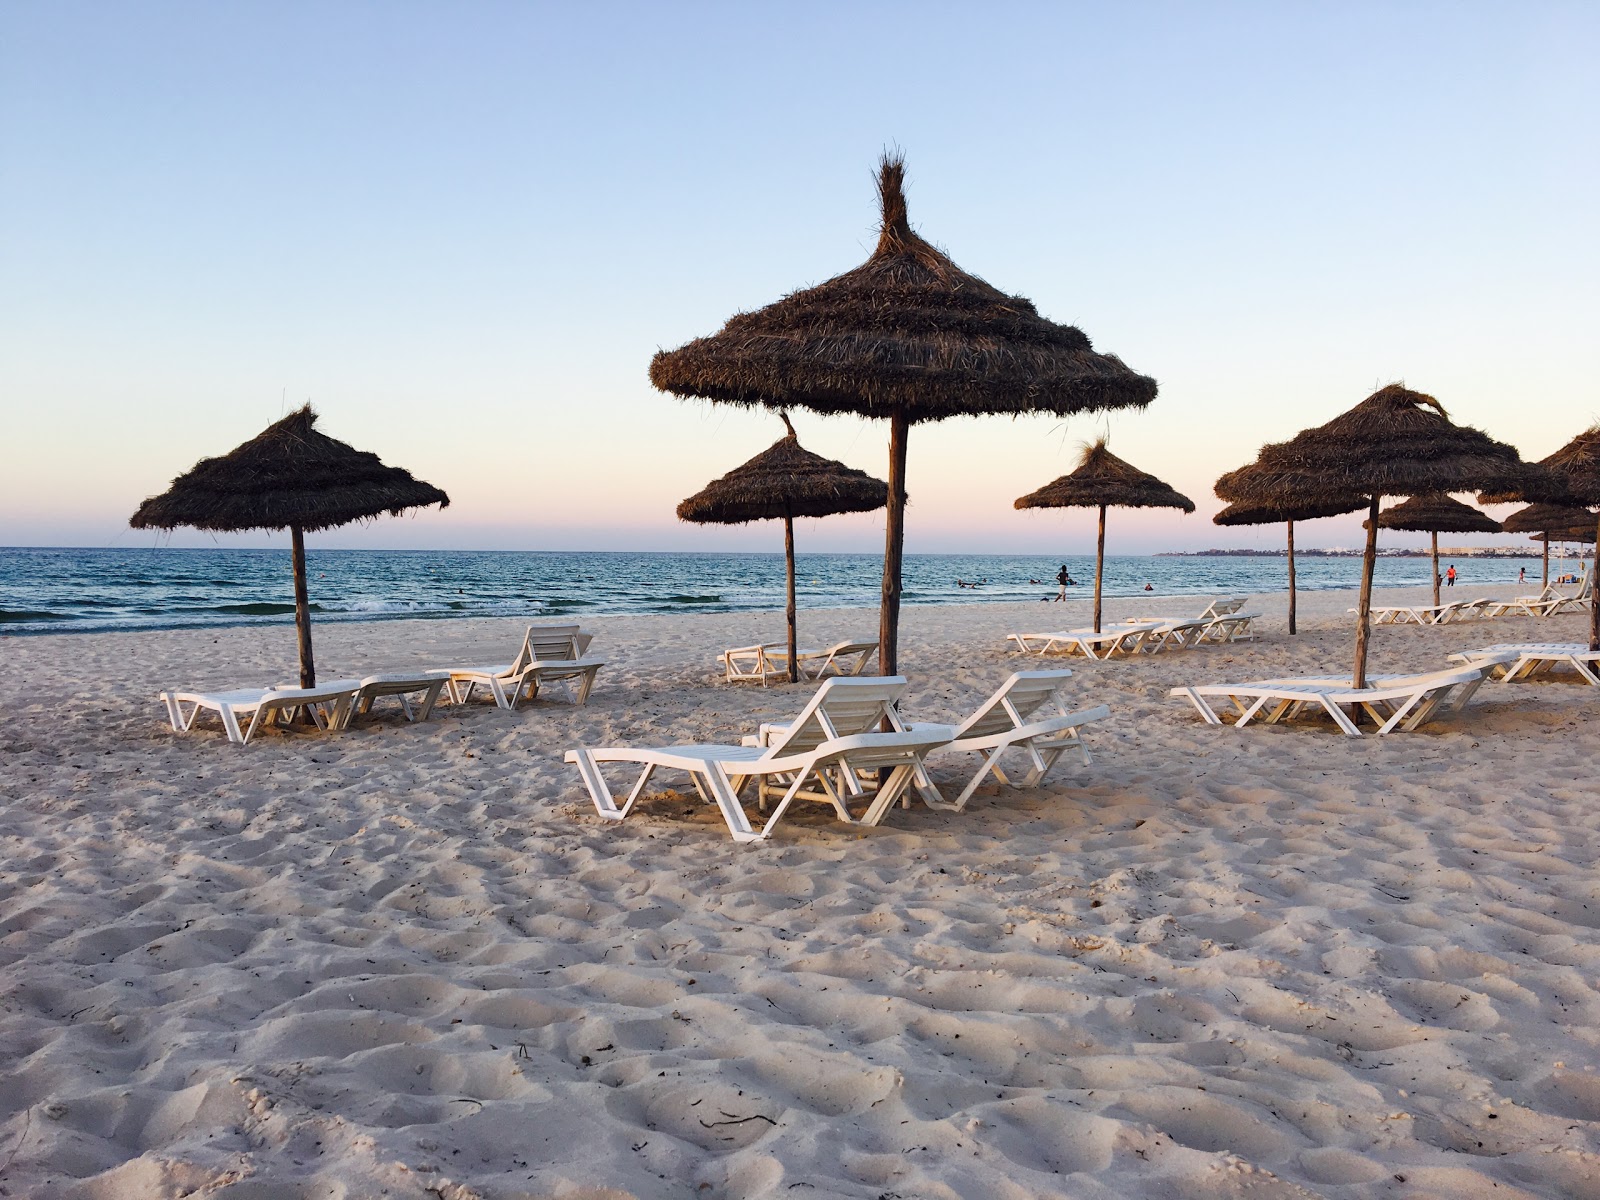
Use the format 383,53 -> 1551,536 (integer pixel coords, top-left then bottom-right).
1215,384 -> 1552,689
1504,503 -> 1597,587
1015,440 -> 1194,633
1369,494 -> 1501,608
677,414 -> 888,682
1213,496 -> 1363,635
650,154 -> 1157,674
1483,426 -> 1600,651
130,404 -> 449,687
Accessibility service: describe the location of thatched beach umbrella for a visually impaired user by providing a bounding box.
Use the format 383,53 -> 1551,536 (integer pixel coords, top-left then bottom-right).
1484,426 -> 1600,651
678,414 -> 887,682
1214,496 -> 1362,635
1504,502 -> 1593,588
1370,494 -> 1501,608
130,404 -> 449,687
1215,384 -> 1550,689
650,154 -> 1157,674
1015,440 -> 1194,633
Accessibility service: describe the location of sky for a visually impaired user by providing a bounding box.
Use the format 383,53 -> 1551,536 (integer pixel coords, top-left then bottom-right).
1,1 -> 1596,556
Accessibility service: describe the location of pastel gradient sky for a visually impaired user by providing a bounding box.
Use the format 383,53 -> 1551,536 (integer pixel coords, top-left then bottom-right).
2,2 -> 1595,556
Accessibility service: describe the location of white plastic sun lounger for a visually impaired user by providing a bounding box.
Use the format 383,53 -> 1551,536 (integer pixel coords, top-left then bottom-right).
782,640 -> 880,679
719,639 -> 879,685
161,683 -> 358,744
565,677 -> 950,842
908,670 -> 1110,811
1170,666 -> 1487,736
280,673 -> 448,728
718,643 -> 789,684
1361,602 -> 1464,626
1450,643 -> 1600,686
438,625 -> 605,708
1008,621 -> 1163,659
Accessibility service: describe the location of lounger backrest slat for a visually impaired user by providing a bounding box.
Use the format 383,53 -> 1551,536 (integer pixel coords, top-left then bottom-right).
766,677 -> 907,758
957,671 -> 1070,740
524,624 -> 585,663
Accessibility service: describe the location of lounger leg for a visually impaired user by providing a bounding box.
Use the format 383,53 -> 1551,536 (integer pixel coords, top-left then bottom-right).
163,694 -> 188,732
1177,688 -> 1223,726
912,762 -> 945,807
700,767 -> 761,842
570,750 -> 626,820
1234,695 -> 1276,729
1316,697 -> 1362,736
1570,657 -> 1600,686
234,706 -> 262,745
860,763 -> 919,827
575,669 -> 597,705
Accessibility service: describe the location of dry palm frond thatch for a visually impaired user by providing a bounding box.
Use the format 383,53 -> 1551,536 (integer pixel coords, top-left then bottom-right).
650,153 -> 1157,672
678,416 -> 887,681
130,405 -> 448,534
1484,426 -> 1600,649
1014,440 -> 1194,632
129,405 -> 449,687
1216,384 -> 1550,687
1212,496 -> 1365,636
1368,494 -> 1501,607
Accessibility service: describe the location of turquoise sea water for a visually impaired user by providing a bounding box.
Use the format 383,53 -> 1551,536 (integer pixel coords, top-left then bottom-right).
0,547 -> 1558,637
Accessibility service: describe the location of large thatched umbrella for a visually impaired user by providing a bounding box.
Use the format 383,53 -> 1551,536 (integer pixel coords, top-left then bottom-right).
130,404 -> 449,687
650,154 -> 1157,674
1484,426 -> 1600,651
1015,440 -> 1194,633
1215,384 -> 1550,688
1369,494 -> 1501,608
1505,503 -> 1598,586
678,414 -> 887,682
1213,496 -> 1362,635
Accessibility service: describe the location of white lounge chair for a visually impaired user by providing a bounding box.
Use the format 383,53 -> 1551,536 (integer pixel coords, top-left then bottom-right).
783,640 -> 880,679
161,683 -> 358,745
718,643 -> 789,684
1008,621 -> 1163,659
1451,643 -> 1600,686
1484,567 -> 1594,618
719,639 -> 879,685
282,673 -> 448,728
437,625 -> 605,709
1170,666 -> 1488,736
565,677 -> 949,842
909,670 -> 1110,811
1362,602 -> 1464,626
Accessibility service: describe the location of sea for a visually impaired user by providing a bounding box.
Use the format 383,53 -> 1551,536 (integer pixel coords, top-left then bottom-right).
0,546 -> 1558,637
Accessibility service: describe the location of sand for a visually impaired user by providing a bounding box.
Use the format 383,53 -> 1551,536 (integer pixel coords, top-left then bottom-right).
2,586 -> 1598,1200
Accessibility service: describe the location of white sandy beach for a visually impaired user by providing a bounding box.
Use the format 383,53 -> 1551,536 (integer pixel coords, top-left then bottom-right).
2,586 -> 1599,1199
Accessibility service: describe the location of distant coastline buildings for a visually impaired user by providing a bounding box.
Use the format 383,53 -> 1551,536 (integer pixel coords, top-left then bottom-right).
1165,546 -> 1541,558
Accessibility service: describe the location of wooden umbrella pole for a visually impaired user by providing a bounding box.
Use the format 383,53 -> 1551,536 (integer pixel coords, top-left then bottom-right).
1286,520 -> 1297,636
879,412 -> 909,675
1543,539 -> 1549,589
1431,530 -> 1441,608
290,523 -> 316,689
1352,495 -> 1380,690
1093,504 -> 1107,634
784,513 -> 798,683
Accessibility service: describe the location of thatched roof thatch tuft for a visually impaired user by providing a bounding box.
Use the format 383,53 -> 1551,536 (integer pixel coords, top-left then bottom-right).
1501,502 -> 1598,535
1369,493 -> 1501,535
1213,496 -> 1363,526
649,154 -> 1158,423
130,404 -> 449,533
1015,440 -> 1195,512
678,418 -> 888,525
1482,426 -> 1600,507
1215,384 -> 1553,506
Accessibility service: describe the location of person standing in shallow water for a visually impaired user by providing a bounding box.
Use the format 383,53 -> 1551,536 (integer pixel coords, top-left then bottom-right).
1055,563 -> 1070,601
1446,564 -> 1457,588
